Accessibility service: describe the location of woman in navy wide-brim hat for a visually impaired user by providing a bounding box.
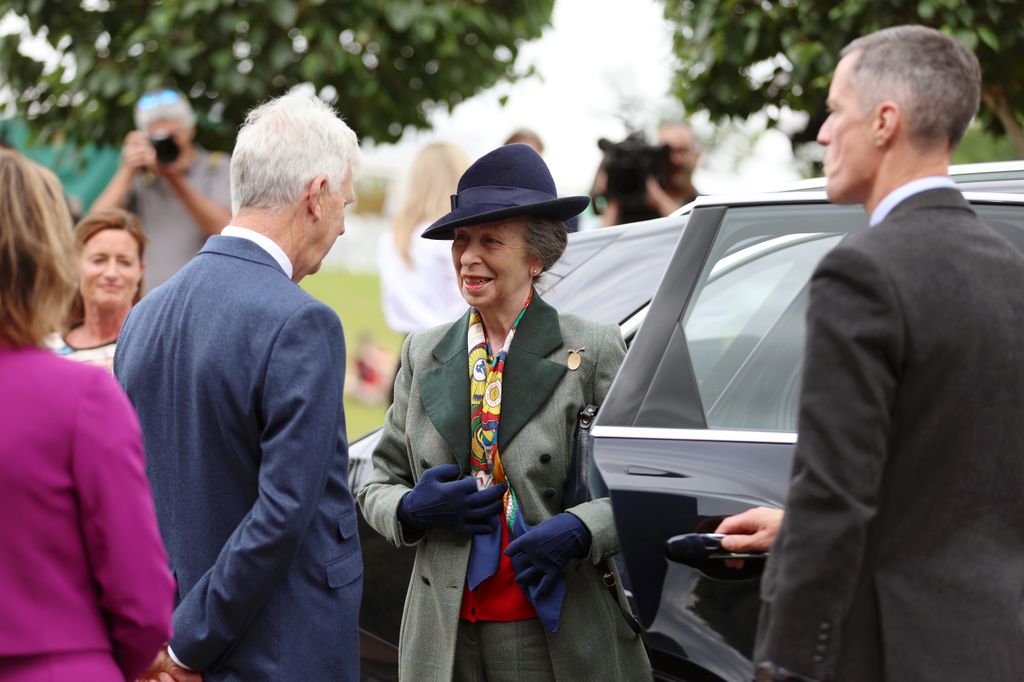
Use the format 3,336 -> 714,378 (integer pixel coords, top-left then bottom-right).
358,144 -> 651,680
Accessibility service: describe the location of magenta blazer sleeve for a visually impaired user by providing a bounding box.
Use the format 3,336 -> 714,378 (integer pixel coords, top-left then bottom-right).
72,369 -> 176,679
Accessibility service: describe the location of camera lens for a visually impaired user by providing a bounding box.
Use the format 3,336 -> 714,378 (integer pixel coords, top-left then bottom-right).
150,131 -> 180,165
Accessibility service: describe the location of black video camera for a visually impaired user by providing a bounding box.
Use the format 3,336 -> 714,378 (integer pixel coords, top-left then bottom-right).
150,131 -> 180,165
595,133 -> 669,223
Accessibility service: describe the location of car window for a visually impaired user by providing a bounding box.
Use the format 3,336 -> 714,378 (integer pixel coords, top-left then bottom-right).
543,217 -> 684,325
679,204 -> 866,431
670,200 -> 1024,432
973,203 -> 1024,253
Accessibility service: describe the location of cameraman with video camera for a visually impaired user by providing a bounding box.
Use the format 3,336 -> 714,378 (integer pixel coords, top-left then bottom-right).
592,121 -> 701,227
91,89 -> 231,290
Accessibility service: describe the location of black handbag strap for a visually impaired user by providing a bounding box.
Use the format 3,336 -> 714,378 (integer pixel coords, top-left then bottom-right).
597,560 -> 644,637
571,404 -> 647,642
564,403 -> 599,508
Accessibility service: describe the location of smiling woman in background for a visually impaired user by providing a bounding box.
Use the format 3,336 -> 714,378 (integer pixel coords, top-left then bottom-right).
49,208 -> 147,371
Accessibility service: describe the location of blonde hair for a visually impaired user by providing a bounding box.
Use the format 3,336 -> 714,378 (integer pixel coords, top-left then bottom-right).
67,208 -> 148,328
391,142 -> 469,268
0,149 -> 77,347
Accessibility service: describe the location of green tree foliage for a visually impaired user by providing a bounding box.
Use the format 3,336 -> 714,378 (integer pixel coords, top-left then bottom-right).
0,0 -> 554,150
662,0 -> 1024,157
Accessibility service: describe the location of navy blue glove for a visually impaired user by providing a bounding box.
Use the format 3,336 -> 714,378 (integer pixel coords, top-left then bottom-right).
398,463 -> 507,534
504,512 -> 592,592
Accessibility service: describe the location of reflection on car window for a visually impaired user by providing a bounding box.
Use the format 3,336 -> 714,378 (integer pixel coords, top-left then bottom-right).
973,203 -> 1024,254
681,204 -> 866,432
544,218 -> 683,325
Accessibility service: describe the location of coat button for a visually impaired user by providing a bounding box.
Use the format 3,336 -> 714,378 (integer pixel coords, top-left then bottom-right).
540,454 -> 552,463
421,575 -> 431,586
542,488 -> 556,499
419,458 -> 430,469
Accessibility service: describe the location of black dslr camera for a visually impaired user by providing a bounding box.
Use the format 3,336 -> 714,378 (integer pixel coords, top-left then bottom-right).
595,132 -> 670,224
150,131 -> 180,165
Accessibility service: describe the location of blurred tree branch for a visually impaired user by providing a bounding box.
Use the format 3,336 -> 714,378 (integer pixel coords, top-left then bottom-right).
662,0 -> 1024,159
0,0 -> 554,150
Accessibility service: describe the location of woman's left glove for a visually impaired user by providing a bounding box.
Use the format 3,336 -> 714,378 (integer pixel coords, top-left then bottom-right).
504,512 -> 592,591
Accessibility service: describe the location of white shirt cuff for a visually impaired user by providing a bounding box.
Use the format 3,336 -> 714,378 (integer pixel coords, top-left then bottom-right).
167,645 -> 194,671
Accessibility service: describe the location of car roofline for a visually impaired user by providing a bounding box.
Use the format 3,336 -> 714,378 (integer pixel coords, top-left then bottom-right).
672,189 -> 1024,212
744,160 -> 1024,194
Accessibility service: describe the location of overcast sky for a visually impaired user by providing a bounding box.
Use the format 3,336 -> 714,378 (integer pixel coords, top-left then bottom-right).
365,0 -> 802,198
3,1 -> 803,199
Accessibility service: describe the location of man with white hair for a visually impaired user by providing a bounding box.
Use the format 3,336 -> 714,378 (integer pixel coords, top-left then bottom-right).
115,92 -> 362,681
92,88 -> 232,290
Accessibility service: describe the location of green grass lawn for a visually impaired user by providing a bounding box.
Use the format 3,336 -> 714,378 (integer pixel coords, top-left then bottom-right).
301,267 -> 403,440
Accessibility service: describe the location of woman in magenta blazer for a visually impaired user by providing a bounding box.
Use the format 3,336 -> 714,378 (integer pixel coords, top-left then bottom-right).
0,150 -> 175,681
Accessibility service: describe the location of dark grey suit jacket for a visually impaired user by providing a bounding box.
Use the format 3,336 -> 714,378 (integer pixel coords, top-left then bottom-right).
115,236 -> 362,681
756,189 -> 1024,681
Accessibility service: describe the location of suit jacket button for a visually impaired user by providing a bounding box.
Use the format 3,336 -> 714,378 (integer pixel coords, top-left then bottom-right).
540,453 -> 552,463
419,458 -> 430,469
813,654 -> 824,663
542,488 -> 556,499
421,576 -> 431,586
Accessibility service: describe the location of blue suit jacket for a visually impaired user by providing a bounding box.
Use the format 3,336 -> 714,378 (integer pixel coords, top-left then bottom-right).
115,236 -> 362,681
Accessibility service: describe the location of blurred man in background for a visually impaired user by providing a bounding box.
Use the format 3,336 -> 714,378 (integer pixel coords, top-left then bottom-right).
91,88 -> 231,290
593,120 -> 701,226
647,121 -> 701,214
504,127 -> 545,155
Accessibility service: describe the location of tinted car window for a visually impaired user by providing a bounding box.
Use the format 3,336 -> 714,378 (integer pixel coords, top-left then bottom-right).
974,203 -> 1024,252
542,216 -> 683,324
676,204 -> 866,432
685,233 -> 842,430
667,199 -> 1024,433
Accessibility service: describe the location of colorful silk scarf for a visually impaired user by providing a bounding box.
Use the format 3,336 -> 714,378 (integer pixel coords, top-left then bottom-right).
467,289 -> 532,528
465,290 -> 532,590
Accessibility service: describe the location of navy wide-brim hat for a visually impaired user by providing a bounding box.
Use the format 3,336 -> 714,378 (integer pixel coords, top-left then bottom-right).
421,143 -> 590,239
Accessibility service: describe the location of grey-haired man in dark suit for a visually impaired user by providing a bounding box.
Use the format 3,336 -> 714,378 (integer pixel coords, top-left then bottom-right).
719,25 -> 1024,682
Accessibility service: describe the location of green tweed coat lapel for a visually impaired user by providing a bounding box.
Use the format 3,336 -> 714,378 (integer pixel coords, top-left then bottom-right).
417,293 -> 567,471
418,309 -> 472,472
498,293 -> 566,451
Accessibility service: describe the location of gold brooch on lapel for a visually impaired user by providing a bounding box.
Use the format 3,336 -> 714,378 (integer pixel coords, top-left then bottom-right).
567,347 -> 585,371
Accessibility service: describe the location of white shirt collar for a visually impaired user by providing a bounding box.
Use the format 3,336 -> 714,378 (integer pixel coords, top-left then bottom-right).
220,225 -> 293,279
869,176 -> 958,227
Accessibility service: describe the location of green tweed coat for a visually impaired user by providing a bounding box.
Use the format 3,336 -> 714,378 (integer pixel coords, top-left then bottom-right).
357,294 -> 651,681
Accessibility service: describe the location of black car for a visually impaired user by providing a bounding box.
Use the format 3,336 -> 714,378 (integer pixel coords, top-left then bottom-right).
591,189 -> 1024,681
350,162 -> 1024,680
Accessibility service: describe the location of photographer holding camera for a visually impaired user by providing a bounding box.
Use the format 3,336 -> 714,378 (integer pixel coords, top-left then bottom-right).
91,89 -> 231,290
592,121 -> 701,227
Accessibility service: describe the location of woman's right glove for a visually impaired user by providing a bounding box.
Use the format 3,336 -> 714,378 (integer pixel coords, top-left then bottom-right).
397,463 -> 507,534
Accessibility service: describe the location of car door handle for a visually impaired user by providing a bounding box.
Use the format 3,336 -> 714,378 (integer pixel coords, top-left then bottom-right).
663,532 -> 768,580
625,465 -> 689,478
